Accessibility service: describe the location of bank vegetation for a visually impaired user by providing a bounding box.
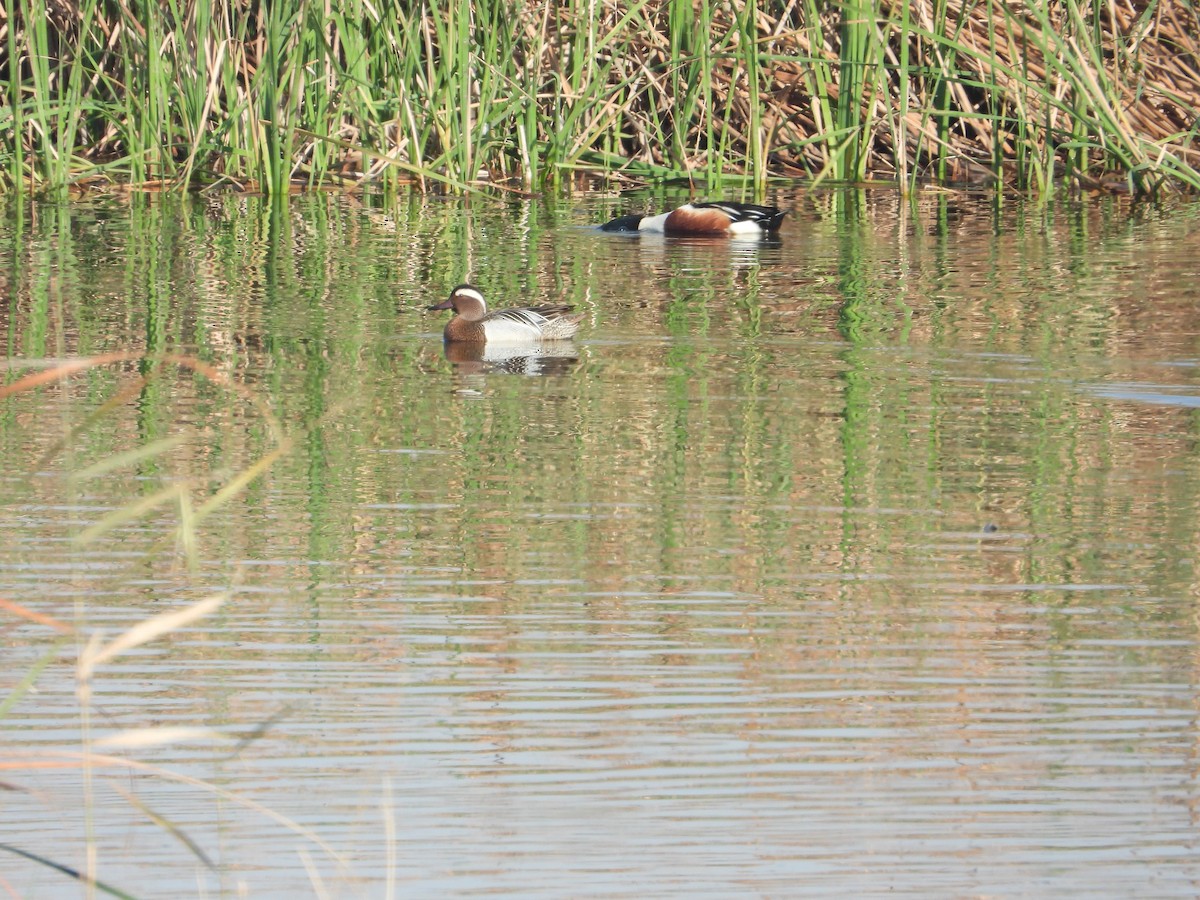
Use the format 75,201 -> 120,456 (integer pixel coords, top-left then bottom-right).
1,0 -> 1198,195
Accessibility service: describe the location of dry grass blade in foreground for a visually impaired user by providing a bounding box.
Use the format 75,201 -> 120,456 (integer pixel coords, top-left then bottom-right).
0,352 -> 340,895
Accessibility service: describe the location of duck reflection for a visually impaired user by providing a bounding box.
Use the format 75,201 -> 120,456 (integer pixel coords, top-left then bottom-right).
598,229 -> 783,270
441,339 -> 581,376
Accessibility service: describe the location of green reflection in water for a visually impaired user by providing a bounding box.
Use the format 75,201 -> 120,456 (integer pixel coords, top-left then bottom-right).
4,189 -> 1200,897
0,189 -> 1199,618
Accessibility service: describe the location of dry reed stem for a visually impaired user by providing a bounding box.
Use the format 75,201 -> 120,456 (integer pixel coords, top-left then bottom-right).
0,751 -> 348,866
2,0 -> 1198,190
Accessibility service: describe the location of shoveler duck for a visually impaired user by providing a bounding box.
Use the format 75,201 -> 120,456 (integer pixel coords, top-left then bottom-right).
427,284 -> 584,343
600,201 -> 786,236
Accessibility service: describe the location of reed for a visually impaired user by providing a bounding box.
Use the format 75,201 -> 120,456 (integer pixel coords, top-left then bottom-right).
0,0 -> 1197,194
0,352 -> 321,896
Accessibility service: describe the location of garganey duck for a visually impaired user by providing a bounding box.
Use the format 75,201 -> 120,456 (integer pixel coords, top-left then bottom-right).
428,284 -> 584,343
600,201 -> 786,237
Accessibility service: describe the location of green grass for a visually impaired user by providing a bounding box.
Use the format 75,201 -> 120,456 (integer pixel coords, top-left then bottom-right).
1,0 -> 1198,195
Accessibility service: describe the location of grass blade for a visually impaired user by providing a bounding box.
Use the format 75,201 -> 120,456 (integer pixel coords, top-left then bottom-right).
77,592 -> 227,681
0,843 -> 138,900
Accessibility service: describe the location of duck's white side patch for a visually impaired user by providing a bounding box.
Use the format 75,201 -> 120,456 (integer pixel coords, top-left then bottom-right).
727,218 -> 765,235
482,309 -> 559,343
637,212 -> 673,233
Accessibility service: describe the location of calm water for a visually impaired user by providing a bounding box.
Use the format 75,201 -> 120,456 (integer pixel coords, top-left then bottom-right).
2,188 -> 1200,897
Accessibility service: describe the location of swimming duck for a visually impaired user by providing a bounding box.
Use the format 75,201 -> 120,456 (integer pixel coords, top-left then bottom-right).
600,201 -> 786,236
427,284 -> 584,343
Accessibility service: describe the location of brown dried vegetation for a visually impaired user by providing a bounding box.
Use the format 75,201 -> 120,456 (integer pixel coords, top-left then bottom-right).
1,0 -> 1197,193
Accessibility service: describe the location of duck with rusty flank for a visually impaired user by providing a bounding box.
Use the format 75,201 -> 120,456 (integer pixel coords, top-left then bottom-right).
428,284 -> 584,343
600,201 -> 786,237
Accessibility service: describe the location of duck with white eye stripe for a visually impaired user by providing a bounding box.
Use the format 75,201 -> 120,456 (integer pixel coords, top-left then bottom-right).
427,284 -> 584,344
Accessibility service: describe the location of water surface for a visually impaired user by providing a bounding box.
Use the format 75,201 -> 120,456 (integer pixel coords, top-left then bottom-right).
2,189 -> 1200,897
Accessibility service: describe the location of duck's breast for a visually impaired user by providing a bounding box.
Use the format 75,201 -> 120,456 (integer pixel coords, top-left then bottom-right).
663,205 -> 733,235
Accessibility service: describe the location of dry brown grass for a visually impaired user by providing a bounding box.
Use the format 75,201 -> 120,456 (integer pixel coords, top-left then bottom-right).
1,0 -> 1197,192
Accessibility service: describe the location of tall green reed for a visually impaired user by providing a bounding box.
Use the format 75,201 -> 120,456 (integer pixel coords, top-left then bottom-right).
1,0 -> 1197,195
